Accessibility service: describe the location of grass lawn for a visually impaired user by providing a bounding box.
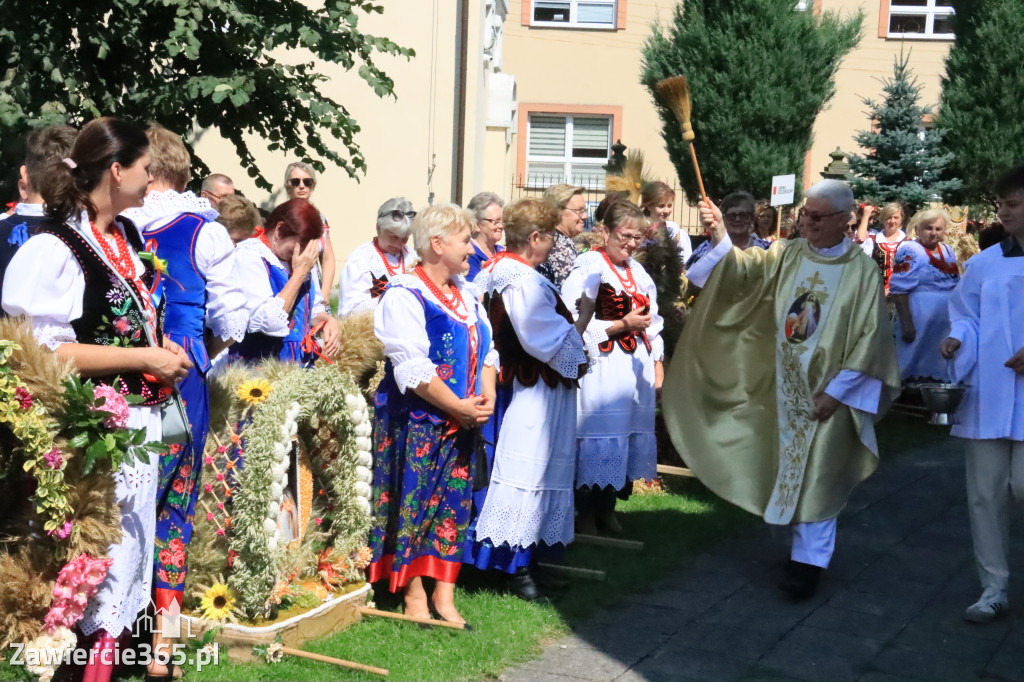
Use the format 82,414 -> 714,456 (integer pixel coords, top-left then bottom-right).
1,413 -> 947,682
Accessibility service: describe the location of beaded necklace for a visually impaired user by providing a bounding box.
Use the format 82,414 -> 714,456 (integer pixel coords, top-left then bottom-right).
373,239 -> 405,277
414,265 -> 468,320
90,220 -> 156,324
925,243 -> 959,276
598,249 -> 637,295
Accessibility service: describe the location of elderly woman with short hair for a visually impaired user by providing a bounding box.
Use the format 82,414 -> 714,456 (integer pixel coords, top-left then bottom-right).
338,197 -> 416,316
285,161 -> 336,296
369,203 -> 498,625
466,191 -> 506,280
889,208 -> 960,381
538,183 -> 587,288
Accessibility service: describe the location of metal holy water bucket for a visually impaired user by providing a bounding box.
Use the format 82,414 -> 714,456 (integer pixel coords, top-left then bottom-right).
918,383 -> 968,425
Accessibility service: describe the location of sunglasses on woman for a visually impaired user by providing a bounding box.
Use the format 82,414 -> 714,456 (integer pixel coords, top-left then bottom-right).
379,209 -> 417,222
289,178 -> 315,188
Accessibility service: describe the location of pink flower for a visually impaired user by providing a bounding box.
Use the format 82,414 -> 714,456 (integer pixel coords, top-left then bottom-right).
315,517 -> 322,525
217,445 -> 227,454
14,386 -> 32,410
216,473 -> 225,482
112,316 -> 131,335
204,456 -> 214,465
43,449 -> 64,469
217,502 -> 224,510
204,483 -> 213,493
91,385 -> 130,429
216,528 -> 225,536
207,512 -> 214,521
43,554 -> 113,633
47,521 -> 73,539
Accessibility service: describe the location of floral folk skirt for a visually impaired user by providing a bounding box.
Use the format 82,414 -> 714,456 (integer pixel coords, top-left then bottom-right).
367,408 -> 474,593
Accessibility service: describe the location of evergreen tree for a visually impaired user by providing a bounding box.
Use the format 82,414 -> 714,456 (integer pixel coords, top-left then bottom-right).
935,0 -> 1024,206
0,0 -> 412,199
641,0 -> 861,204
848,52 -> 961,212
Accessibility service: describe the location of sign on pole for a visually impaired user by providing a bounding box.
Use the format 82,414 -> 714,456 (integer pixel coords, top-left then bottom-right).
770,174 -> 796,207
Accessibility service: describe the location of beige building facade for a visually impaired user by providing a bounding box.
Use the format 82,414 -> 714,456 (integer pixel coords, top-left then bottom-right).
193,0 -> 954,284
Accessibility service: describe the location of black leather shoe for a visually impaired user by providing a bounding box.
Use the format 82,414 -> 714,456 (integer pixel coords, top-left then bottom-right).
532,564 -> 570,592
508,569 -> 542,601
779,559 -> 822,600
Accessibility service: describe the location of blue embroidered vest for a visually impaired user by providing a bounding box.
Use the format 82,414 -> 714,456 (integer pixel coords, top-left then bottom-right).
231,256 -> 315,365
143,213 -> 211,373
374,283 -> 492,425
0,212 -> 47,316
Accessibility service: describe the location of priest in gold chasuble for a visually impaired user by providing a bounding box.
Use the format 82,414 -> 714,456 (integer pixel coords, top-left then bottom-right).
664,181 -> 900,599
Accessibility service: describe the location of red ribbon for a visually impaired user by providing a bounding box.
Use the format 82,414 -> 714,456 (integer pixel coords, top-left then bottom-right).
301,320 -> 335,365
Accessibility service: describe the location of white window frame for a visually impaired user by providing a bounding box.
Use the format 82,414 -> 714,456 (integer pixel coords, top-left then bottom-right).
887,0 -> 954,40
525,113 -> 612,189
530,0 -> 617,30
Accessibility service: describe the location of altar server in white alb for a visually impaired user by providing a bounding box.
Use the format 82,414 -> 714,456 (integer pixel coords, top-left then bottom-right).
467,199 -> 589,600
338,197 -> 415,317
889,208 -> 960,382
561,200 -> 663,536
941,164 -> 1024,624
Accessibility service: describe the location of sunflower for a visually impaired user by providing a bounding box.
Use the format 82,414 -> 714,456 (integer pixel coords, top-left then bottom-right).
237,379 -> 273,405
199,582 -> 237,621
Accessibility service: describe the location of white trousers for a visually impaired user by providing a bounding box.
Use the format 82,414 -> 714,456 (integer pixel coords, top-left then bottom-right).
790,517 -> 838,568
965,438 -> 1024,591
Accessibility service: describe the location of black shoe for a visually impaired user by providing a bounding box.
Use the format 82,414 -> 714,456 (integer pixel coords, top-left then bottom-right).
507,569 -> 542,601
778,560 -> 822,600
532,563 -> 570,592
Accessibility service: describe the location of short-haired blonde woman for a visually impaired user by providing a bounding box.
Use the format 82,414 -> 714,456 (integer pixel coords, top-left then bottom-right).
285,161 -> 336,297
369,203 -> 498,625
338,197 -> 415,316
538,183 -> 586,287
562,201 -> 663,535
464,199 -> 588,600
860,201 -> 906,292
889,208 -> 960,381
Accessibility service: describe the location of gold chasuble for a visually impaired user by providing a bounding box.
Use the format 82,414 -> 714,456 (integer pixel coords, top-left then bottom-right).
663,239 -> 900,524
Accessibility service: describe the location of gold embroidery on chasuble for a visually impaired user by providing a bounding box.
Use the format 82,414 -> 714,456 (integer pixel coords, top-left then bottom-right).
764,261 -> 846,525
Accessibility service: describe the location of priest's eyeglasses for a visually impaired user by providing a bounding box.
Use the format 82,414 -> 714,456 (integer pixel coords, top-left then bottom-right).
800,209 -> 846,224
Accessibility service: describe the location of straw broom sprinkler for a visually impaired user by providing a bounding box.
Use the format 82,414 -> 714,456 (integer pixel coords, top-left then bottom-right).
654,76 -> 707,203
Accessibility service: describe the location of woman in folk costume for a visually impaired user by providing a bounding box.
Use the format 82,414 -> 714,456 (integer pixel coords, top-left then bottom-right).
338,197 -> 415,316
889,208 -> 960,382
369,204 -> 498,626
2,118 -> 193,682
465,191 -> 506,281
231,199 -> 341,365
562,201 -> 664,535
665,180 -> 900,600
120,124 -> 248,678
860,202 -> 907,293
464,199 -> 588,601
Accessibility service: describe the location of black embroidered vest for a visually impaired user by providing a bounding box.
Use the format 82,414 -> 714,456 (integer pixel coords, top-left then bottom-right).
487,288 -> 579,390
594,282 -> 651,354
37,219 -> 170,406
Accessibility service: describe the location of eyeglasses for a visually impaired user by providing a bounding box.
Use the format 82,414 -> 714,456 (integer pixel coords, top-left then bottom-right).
480,217 -> 504,226
610,231 -> 644,244
799,209 -> 847,224
289,178 -> 315,188
379,209 -> 417,222
566,207 -> 588,217
723,211 -> 754,222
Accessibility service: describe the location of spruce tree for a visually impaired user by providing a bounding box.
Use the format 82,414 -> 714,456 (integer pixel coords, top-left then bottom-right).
641,0 -> 861,204
847,52 -> 961,212
935,0 -> 1024,206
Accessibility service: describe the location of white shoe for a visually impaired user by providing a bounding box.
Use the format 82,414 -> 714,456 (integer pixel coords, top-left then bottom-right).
963,587 -> 1008,623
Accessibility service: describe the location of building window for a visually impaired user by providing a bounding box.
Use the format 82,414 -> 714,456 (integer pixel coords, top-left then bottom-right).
526,113 -> 612,189
531,1 -> 617,29
886,0 -> 954,39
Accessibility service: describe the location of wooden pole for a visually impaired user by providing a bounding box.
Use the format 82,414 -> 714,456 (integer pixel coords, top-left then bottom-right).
279,647 -> 388,677
657,464 -> 696,478
774,205 -> 783,240
358,607 -> 466,630
688,142 -> 707,202
536,563 -> 606,581
574,534 -> 645,551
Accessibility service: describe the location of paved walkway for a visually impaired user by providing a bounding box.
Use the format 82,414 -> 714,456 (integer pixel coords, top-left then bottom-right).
499,434 -> 1024,682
